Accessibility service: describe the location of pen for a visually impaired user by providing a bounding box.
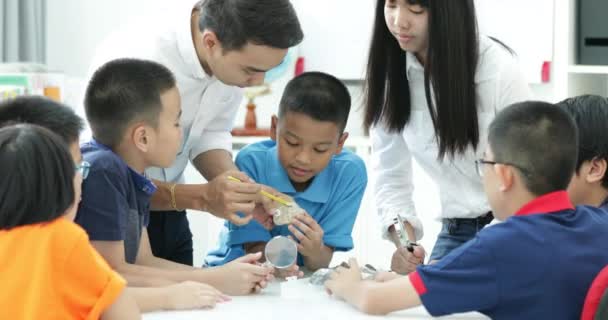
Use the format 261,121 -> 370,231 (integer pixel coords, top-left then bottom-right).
227,175 -> 293,207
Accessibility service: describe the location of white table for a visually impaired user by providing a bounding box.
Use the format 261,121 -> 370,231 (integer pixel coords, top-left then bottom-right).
143,279 -> 488,320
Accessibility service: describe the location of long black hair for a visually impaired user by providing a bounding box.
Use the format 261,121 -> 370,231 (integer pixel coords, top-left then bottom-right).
0,124 -> 75,229
364,0 -> 479,159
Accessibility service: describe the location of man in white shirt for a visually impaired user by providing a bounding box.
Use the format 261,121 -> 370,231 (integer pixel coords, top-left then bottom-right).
89,0 -> 303,266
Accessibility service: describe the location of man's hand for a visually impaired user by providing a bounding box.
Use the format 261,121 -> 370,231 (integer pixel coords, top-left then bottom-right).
251,203 -> 274,230
390,245 -> 425,275
201,171 -> 261,225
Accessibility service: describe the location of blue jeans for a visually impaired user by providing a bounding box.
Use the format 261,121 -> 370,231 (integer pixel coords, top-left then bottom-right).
429,212 -> 494,261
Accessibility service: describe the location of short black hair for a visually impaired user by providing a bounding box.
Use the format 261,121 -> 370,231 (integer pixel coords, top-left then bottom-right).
0,124 -> 75,229
557,95 -> 608,189
198,0 -> 304,51
278,72 -> 351,133
85,58 -> 176,148
0,96 -> 83,144
488,101 -> 578,196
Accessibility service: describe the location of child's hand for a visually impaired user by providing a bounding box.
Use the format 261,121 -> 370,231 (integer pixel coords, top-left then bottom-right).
288,212 -> 324,257
391,245 -> 425,275
164,281 -> 230,310
252,186 -> 294,230
373,271 -> 401,283
214,252 -> 273,295
325,258 -> 363,297
251,203 -> 274,230
274,263 -> 305,279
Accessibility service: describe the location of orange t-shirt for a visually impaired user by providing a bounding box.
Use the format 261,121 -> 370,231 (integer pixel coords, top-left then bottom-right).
0,217 -> 126,320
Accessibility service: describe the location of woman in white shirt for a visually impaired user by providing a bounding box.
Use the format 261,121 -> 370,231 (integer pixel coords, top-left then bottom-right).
365,0 -> 531,273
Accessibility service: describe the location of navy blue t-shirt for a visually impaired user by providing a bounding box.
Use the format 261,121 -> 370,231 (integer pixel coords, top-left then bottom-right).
410,191 -> 608,319
75,140 -> 156,263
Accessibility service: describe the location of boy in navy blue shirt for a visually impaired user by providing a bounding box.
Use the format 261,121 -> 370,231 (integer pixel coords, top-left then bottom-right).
325,101 -> 608,319
557,95 -> 608,209
77,58 -> 272,296
206,72 -> 367,272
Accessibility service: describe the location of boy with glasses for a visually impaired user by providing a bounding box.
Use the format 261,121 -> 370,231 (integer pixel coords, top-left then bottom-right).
325,101 -> 608,319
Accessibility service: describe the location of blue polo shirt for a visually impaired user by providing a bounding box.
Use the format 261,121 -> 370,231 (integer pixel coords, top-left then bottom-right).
408,191 -> 608,319
205,140 -> 367,267
75,140 -> 157,264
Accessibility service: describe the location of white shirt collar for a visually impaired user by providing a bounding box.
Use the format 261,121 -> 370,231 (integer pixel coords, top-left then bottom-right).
405,51 -> 424,81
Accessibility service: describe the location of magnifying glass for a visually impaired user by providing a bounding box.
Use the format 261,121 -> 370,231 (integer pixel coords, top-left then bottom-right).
264,236 -> 298,269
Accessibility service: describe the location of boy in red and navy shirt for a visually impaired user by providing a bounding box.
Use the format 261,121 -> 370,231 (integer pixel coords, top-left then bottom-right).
325,101 -> 608,319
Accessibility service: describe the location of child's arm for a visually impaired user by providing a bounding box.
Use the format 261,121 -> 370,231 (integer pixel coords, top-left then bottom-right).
91,239 -> 272,295
127,282 -> 228,312
100,290 -> 141,320
300,156 -> 367,271
325,258 -> 422,315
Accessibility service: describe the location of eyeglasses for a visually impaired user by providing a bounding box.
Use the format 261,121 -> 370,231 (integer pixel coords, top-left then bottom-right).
75,161 -> 90,179
475,159 -> 531,177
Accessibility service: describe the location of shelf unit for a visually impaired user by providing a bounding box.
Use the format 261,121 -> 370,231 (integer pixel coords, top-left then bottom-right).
552,0 -> 608,101
568,65 -> 608,75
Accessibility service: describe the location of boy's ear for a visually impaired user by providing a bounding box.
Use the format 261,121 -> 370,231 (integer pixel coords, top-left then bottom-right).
494,164 -> 514,192
132,125 -> 149,152
336,132 -> 349,154
586,158 -> 608,184
270,115 -> 278,141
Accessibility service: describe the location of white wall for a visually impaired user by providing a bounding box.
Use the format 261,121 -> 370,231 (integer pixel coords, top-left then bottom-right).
46,0 -> 195,78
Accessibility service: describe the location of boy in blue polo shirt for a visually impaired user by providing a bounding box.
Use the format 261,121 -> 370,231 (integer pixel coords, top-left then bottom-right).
77,58 -> 272,296
325,101 -> 608,319
206,72 -> 367,272
557,95 -> 608,209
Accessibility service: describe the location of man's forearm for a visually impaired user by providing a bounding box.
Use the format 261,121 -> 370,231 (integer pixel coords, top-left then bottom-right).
303,245 -> 334,271
149,148 -> 235,211
193,149 -> 237,180
149,179 -> 209,211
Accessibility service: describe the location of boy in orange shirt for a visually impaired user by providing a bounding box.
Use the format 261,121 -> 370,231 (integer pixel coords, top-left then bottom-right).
0,96 -> 225,312
0,123 -> 139,319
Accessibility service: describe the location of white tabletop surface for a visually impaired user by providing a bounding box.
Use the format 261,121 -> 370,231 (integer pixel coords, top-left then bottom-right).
143,279 -> 489,320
